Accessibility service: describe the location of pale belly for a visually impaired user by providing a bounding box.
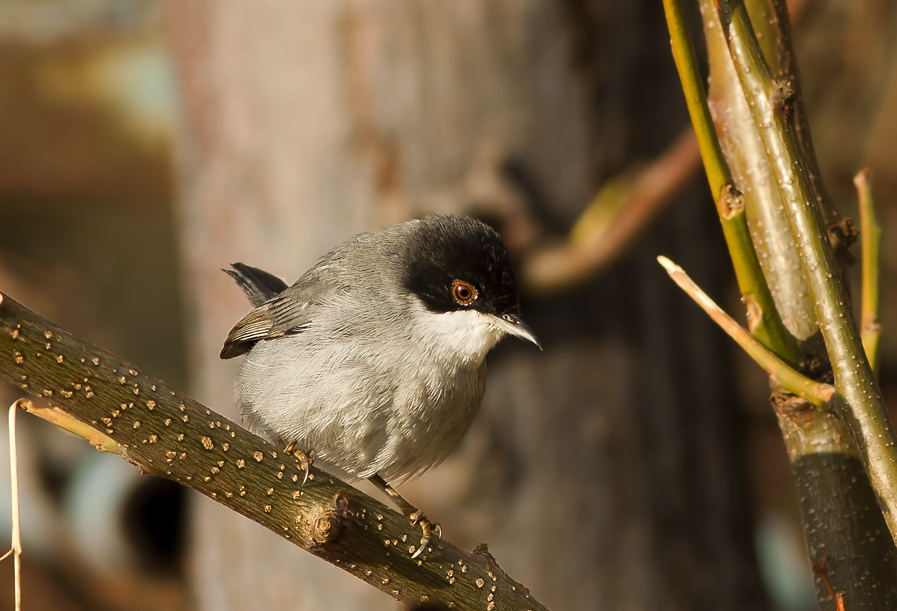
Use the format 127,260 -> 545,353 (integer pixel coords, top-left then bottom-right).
235,336 -> 488,483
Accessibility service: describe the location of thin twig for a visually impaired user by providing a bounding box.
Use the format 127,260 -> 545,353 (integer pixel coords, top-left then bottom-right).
661,0 -> 732,196
1,399 -> 121,611
812,558 -> 846,611
3,402 -> 23,611
657,256 -> 833,407
522,127 -> 701,294
855,168 -> 882,373
16,398 -> 121,455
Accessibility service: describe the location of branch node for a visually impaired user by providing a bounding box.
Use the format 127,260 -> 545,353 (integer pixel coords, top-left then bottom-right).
716,184 -> 744,220
771,78 -> 796,116
862,320 -> 882,337
770,388 -> 813,417
744,293 -> 761,335
310,510 -> 345,545
827,216 -> 859,262
304,496 -> 351,545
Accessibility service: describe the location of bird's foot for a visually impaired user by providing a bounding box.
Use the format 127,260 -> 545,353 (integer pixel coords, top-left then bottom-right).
367,474 -> 442,559
285,443 -> 315,485
409,511 -> 442,559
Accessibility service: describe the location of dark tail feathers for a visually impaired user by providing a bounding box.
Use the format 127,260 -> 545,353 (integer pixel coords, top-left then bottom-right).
224,263 -> 289,307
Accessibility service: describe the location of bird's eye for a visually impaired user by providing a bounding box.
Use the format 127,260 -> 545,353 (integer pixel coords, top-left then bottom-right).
451,279 -> 478,306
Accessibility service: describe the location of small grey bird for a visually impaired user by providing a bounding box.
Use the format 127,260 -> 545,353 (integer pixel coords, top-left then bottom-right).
220,214 -> 539,557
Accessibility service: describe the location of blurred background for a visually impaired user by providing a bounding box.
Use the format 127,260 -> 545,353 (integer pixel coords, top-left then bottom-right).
0,0 -> 895,609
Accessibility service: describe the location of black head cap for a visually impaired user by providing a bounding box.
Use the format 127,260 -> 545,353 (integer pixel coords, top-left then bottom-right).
402,215 -> 521,317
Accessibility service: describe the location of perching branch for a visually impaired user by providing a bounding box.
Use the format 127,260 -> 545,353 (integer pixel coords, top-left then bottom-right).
720,0 -> 897,547
657,257 -> 832,407
855,168 -> 882,373
0,291 -> 548,611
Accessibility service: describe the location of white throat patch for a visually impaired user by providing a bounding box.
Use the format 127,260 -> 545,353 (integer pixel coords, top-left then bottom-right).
415,309 -> 505,366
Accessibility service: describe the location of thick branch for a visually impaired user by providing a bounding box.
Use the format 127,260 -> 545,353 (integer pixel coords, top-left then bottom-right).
721,0 -> 897,545
694,1 -> 897,606
0,291 -> 548,611
700,0 -> 819,342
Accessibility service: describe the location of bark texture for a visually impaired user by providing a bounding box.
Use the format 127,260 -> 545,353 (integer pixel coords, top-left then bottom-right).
165,1 -> 768,609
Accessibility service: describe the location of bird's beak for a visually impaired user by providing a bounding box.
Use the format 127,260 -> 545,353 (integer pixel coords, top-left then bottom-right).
489,313 -> 542,349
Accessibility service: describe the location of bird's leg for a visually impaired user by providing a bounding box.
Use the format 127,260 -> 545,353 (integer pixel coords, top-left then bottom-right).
368,474 -> 441,559
285,443 -> 315,486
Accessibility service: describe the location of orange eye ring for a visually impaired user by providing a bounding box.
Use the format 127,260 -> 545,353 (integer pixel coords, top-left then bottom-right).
451,279 -> 478,306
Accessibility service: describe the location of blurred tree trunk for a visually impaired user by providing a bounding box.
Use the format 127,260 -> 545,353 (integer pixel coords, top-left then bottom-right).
164,1 -> 768,609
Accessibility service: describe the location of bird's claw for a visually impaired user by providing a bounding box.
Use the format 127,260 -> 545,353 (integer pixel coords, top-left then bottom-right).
286,444 -> 315,486
366,474 -> 441,560
411,516 -> 441,559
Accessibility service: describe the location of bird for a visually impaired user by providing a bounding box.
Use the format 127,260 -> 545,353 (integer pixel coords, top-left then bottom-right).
220,214 -> 540,557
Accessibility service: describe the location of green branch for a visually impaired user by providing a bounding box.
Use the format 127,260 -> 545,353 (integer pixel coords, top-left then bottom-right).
712,185 -> 803,364
661,0 -> 802,365
720,0 -> 897,545
856,168 -> 882,373
661,0 -> 731,195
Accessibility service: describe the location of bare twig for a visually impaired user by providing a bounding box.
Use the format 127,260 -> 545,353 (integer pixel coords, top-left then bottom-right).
522,127 -> 700,294
657,256 -> 833,407
812,558 -> 846,611
2,401 -> 23,611
17,398 -> 121,454
855,168 -> 882,373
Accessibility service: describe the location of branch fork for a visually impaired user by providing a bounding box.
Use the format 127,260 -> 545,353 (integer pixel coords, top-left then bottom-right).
657,256 -> 832,408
